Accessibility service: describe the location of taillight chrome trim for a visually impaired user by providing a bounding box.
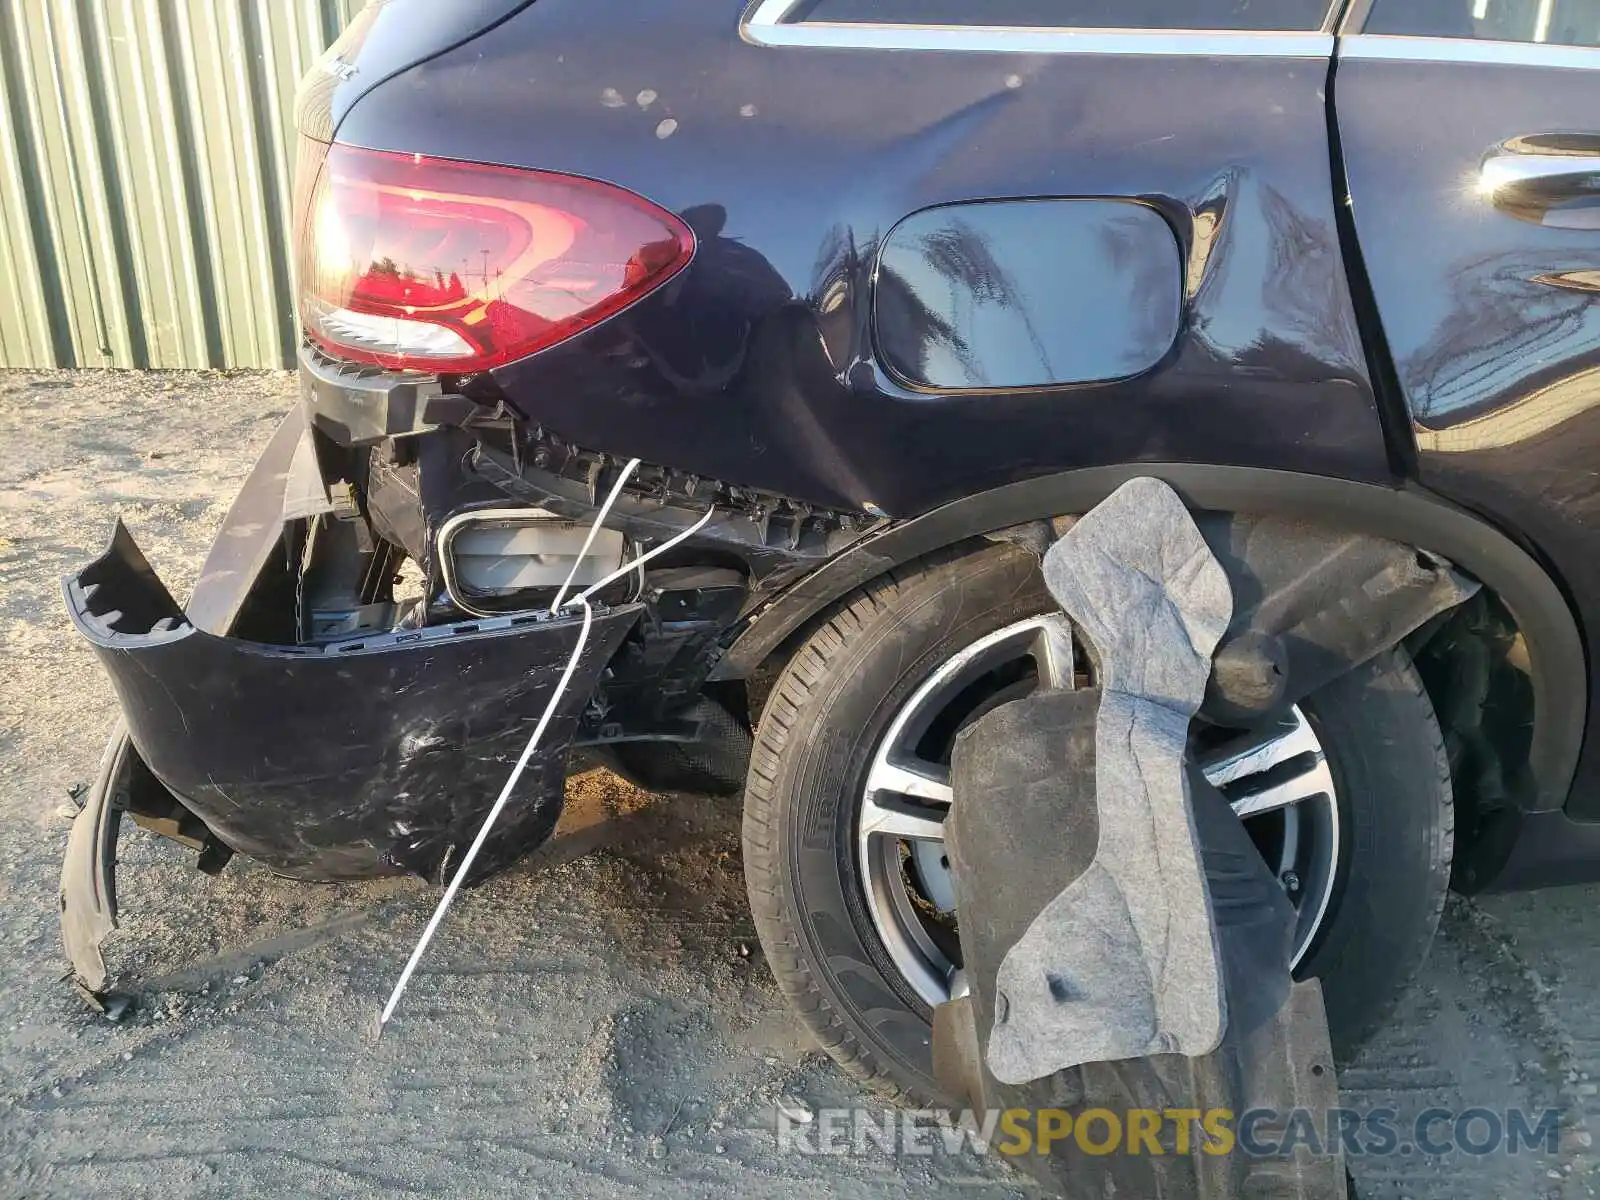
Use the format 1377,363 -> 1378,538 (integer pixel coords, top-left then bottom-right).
307,304 -> 476,360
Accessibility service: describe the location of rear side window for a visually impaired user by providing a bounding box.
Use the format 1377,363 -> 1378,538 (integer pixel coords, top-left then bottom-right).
1364,0 -> 1600,46
802,0 -> 1333,31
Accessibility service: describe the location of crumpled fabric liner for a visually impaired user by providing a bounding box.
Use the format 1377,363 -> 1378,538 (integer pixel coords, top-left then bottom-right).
987,477 -> 1234,1085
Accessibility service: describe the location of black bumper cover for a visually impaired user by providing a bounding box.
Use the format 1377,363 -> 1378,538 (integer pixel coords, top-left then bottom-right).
66,521 -> 639,884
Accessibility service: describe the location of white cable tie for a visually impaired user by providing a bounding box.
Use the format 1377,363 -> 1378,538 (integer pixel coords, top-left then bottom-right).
550,458 -> 641,615
564,505 -> 717,608
378,461 -> 717,1033
377,596 -> 595,1033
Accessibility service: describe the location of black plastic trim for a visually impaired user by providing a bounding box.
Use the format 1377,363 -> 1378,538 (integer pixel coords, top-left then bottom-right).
714,463 -> 1586,817
298,342 -> 444,447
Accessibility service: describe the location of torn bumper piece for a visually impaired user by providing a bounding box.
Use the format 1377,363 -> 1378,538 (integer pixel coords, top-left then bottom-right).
64,522 -> 641,888
59,726 -> 128,996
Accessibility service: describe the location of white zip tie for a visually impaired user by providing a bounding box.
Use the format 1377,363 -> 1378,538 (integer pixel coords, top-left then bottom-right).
550,458 -> 641,615
562,505 -> 717,608
376,463 -> 717,1034
377,595 -> 593,1035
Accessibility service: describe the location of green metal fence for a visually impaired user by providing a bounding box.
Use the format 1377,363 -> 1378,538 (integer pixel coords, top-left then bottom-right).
0,0 -> 362,370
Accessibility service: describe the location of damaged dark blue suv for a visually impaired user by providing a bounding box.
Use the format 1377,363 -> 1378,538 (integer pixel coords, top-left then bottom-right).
61,0 -> 1600,1105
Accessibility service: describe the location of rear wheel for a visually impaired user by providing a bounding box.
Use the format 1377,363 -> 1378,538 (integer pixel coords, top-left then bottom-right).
742,543 -> 1453,1103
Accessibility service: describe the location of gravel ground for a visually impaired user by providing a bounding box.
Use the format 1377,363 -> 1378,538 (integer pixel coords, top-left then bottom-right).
1,370 -> 1598,1198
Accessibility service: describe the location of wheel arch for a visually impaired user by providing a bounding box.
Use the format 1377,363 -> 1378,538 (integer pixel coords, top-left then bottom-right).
714,463 -> 1586,815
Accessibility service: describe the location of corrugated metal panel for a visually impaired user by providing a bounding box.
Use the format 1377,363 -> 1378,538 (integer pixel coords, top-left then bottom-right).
0,0 -> 363,369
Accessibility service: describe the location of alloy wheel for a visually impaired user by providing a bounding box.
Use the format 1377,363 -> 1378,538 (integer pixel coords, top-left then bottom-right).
855,615 -> 1343,1008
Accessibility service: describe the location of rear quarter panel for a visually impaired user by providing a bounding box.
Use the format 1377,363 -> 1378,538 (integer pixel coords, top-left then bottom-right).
333,0 -> 1391,516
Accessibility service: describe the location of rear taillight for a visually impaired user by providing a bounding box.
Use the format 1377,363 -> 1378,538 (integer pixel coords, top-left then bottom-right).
297,144 -> 695,372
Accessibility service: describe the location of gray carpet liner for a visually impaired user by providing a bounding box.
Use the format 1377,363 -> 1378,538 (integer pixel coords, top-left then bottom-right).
986,476 -> 1234,1084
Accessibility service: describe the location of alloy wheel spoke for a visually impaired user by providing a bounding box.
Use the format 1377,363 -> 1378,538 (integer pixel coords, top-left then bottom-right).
859,792 -> 949,842
1201,708 -> 1335,820
866,758 -> 954,806
1029,613 -> 1077,691
1226,758 -> 1336,819
1200,710 -> 1322,788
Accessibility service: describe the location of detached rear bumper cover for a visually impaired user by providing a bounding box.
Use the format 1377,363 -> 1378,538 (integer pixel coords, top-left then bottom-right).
66,522 -> 638,882
60,409 -> 641,990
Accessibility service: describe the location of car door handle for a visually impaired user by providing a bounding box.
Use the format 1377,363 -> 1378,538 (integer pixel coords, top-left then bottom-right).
1481,139 -> 1600,229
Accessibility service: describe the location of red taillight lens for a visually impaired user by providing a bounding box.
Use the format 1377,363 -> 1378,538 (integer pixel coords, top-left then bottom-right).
298,144 -> 695,371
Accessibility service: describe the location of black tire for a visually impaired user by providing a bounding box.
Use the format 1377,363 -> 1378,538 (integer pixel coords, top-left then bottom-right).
1294,650 -> 1454,1054
741,541 -> 1452,1103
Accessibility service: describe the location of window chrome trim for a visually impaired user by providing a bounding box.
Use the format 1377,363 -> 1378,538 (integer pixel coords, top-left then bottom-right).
1339,33 -> 1600,69
1321,0 -> 1356,36
741,0 -> 1334,57
1335,0 -> 1375,35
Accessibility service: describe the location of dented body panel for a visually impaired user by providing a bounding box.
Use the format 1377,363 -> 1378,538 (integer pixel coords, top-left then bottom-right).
335,1 -> 1389,516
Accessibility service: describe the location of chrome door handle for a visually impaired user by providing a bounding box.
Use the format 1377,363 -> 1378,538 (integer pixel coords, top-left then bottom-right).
1481,140 -> 1600,229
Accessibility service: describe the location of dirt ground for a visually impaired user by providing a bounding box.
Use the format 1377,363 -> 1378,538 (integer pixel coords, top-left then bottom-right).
1,370 -> 1598,1198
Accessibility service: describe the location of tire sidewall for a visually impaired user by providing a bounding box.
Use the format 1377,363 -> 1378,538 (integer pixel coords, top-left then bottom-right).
760,545 -> 1050,1098
1293,652 -> 1453,1056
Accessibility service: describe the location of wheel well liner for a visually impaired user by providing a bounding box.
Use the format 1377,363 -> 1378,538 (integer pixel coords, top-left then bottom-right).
712,463 -> 1585,813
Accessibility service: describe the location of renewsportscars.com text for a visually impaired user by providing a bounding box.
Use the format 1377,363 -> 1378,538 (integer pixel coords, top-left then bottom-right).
777,1106 -> 1565,1159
